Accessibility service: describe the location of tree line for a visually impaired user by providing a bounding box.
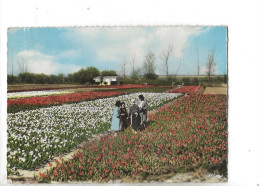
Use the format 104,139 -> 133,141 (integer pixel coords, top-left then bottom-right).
7,68 -> 117,85
119,47 -> 219,84
8,48 -> 224,85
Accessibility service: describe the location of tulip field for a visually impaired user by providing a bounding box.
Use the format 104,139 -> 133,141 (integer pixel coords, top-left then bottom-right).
167,86 -> 203,94
7,91 -> 126,113
7,89 -> 182,171
7,85 -> 228,183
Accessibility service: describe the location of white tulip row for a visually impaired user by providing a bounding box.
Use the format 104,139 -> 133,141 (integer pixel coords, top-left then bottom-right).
7,90 -> 73,99
7,92 -> 182,170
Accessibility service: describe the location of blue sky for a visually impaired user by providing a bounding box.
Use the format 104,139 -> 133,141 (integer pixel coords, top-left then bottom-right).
8,26 -> 227,76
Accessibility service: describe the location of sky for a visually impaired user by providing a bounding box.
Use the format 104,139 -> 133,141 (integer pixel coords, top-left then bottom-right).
7,26 -> 227,76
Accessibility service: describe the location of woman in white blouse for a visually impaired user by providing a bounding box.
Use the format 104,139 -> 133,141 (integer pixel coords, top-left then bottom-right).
138,94 -> 148,127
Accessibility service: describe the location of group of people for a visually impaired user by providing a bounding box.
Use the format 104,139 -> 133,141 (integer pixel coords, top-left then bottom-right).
111,94 -> 148,132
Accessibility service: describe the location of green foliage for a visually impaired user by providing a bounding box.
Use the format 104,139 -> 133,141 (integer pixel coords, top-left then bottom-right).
33,73 -> 50,84
7,67 -> 100,85
223,74 -> 227,84
130,68 -> 142,80
144,73 -> 158,80
182,77 -> 190,85
85,67 -> 100,83
101,70 -> 117,76
191,77 -> 199,85
7,75 -> 18,84
62,67 -> 100,84
18,72 -> 35,83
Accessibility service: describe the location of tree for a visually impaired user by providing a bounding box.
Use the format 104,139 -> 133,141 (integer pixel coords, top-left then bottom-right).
67,74 -> 74,83
131,68 -> 142,80
119,56 -> 127,78
160,44 -> 173,81
223,74 -> 227,84
205,50 -> 216,83
173,56 -> 182,82
130,53 -> 136,80
143,51 -> 157,79
197,48 -> 200,78
85,67 -> 100,84
7,75 -> 18,84
34,73 -> 49,84
9,59 -> 15,84
18,56 -> 28,74
101,70 -> 117,76
18,72 -> 35,83
129,53 -> 142,80
48,74 -> 59,84
72,68 -> 87,84
58,73 -> 65,84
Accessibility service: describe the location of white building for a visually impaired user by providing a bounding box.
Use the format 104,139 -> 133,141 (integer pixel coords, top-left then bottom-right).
93,76 -> 122,85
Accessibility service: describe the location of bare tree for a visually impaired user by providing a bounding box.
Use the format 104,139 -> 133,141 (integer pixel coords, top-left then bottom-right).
160,44 -> 173,80
205,50 -> 216,83
130,53 -> 135,76
18,56 -> 28,74
119,56 -> 127,78
130,53 -> 140,80
173,56 -> 182,81
197,48 -> 200,78
143,51 -> 157,79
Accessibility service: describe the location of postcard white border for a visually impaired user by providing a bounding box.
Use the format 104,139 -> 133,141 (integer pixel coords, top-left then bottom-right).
1,0 -> 260,186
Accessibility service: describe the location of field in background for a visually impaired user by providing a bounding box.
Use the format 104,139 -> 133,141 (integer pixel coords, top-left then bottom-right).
203,87 -> 227,95
8,84 -> 87,92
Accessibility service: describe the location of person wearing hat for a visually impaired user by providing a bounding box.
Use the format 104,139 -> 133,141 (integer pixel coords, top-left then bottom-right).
111,100 -> 121,131
138,94 -> 148,127
128,99 -> 141,131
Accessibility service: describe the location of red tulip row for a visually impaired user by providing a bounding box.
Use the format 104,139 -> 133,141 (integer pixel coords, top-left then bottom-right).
168,86 -> 202,94
38,94 -> 227,182
8,91 -> 126,107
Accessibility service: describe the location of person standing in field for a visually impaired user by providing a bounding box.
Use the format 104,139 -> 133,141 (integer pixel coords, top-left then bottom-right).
129,99 -> 141,131
119,102 -> 129,131
138,94 -> 148,127
111,101 -> 121,131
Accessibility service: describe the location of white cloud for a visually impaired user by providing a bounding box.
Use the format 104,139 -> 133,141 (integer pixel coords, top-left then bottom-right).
70,27 -> 205,65
16,50 -> 81,75
17,50 -> 43,57
62,27 -> 210,75
153,27 -> 204,58
71,27 -> 148,67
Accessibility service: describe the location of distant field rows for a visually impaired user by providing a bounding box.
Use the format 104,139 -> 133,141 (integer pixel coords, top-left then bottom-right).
8,84 -> 86,91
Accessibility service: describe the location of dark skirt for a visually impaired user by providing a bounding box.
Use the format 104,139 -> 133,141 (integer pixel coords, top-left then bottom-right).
120,116 -> 129,130
131,113 -> 141,131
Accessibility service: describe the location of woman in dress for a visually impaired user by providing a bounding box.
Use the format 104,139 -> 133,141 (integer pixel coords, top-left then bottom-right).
111,101 -> 121,131
119,102 -> 129,131
128,99 -> 141,131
